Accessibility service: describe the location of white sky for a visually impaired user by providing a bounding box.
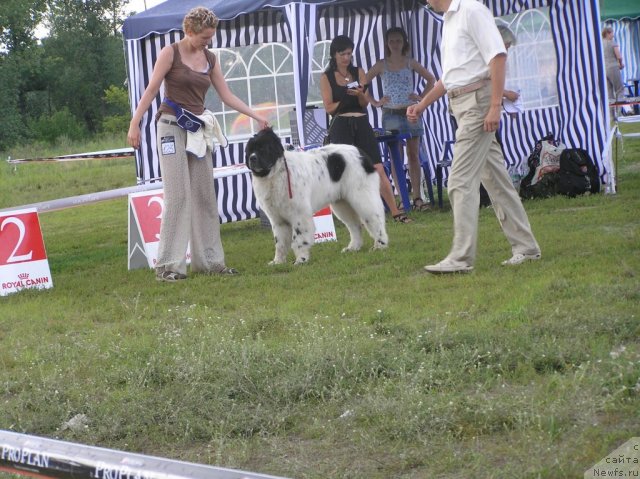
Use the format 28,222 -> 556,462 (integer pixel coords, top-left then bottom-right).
127,0 -> 167,15
35,0 -> 168,39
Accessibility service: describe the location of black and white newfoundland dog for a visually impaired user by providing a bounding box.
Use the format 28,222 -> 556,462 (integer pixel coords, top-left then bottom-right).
245,128 -> 388,265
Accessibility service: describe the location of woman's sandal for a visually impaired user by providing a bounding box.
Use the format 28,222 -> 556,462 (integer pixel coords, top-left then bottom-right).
413,197 -> 432,212
216,267 -> 239,275
393,213 -> 413,224
156,270 -> 187,282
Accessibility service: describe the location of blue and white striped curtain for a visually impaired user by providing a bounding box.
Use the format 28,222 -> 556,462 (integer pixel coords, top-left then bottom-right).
285,3 -> 317,147
124,0 -> 611,222
549,0 -> 608,179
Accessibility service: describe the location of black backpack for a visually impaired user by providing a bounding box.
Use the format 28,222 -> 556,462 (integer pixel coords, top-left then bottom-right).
557,148 -> 600,197
520,172 -> 559,199
519,134 -> 561,200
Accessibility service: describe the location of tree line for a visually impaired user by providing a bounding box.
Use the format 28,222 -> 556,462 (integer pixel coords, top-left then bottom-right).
0,0 -> 138,151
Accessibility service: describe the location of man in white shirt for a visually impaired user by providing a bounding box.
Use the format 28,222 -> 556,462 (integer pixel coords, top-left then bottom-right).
407,0 -> 541,274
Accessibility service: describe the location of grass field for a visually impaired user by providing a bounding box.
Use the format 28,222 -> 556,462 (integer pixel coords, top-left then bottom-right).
0,126 -> 638,478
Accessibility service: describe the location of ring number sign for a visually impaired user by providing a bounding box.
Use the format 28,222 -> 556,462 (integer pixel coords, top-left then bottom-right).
0,208 -> 53,296
128,190 -> 191,270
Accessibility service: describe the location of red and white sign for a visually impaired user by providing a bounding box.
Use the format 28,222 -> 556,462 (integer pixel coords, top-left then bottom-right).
129,190 -> 336,270
128,189 -> 191,270
313,206 -> 337,243
0,208 -> 53,296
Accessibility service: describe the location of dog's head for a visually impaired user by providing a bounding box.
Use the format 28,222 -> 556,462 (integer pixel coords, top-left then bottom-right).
245,128 -> 285,178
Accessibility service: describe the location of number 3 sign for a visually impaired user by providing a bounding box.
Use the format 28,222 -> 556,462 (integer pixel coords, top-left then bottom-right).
0,208 -> 53,296
127,190 -> 191,270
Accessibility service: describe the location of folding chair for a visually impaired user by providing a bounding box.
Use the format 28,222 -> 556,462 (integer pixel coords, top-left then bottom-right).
418,141 -> 436,206
376,130 -> 412,212
435,140 -> 455,208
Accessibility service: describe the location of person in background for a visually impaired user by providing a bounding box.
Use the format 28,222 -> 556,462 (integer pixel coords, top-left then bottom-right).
127,6 -> 269,282
602,26 -> 626,119
320,34 -> 412,224
407,0 -> 541,274
602,26 -> 625,103
365,27 -> 436,211
496,25 -> 520,106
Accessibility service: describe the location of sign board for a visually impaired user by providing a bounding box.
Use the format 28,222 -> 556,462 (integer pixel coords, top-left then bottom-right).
129,190 -> 337,270
289,106 -> 329,147
313,207 -> 337,243
0,208 -> 53,296
128,189 -> 190,270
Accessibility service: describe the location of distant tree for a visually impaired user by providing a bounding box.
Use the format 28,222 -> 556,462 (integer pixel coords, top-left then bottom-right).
0,0 -> 46,54
102,85 -> 130,134
0,57 -> 26,151
0,0 -> 47,149
0,0 -> 131,149
29,107 -> 87,143
44,0 -> 127,133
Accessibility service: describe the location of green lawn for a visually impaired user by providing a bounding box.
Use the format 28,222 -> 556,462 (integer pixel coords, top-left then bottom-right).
0,128 -> 638,478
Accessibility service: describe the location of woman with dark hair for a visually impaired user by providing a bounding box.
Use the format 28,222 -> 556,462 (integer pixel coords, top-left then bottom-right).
365,27 -> 436,211
319,35 -> 412,223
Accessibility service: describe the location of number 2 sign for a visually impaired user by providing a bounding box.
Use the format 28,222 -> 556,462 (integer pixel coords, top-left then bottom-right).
0,208 -> 53,296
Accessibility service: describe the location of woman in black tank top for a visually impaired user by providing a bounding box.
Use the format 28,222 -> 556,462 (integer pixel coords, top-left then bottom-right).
319,35 -> 412,224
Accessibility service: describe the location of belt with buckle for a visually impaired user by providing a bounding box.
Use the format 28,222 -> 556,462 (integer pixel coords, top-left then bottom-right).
159,118 -> 179,126
448,79 -> 490,99
383,106 -> 408,114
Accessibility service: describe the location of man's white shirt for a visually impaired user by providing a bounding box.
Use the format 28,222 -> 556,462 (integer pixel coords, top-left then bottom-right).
440,0 -> 506,90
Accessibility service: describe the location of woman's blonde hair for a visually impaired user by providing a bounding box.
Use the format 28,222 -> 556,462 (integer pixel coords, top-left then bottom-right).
183,7 -> 219,34
601,26 -> 613,39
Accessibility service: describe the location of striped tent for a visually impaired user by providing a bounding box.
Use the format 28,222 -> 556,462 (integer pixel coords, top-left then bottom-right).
123,0 -> 611,223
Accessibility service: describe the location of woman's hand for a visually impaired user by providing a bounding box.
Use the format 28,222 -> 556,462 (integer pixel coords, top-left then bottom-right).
503,90 -> 520,102
346,84 -> 364,97
371,95 -> 390,108
127,122 -> 141,149
254,115 -> 270,130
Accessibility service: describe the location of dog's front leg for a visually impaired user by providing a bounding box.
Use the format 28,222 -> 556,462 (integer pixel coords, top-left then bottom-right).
291,217 -> 315,265
270,222 -> 292,265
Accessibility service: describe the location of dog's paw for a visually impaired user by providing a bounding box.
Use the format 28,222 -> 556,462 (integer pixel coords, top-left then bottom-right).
341,245 -> 362,253
268,259 -> 287,266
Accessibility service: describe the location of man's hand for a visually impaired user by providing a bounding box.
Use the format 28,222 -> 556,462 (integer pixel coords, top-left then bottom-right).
406,79 -> 446,123
484,105 -> 501,132
407,104 -> 424,123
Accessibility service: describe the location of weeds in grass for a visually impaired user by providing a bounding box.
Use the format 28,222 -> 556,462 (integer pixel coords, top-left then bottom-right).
0,130 -> 639,478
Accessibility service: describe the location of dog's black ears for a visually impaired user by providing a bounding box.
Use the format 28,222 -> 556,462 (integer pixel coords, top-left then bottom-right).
253,126 -> 275,139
